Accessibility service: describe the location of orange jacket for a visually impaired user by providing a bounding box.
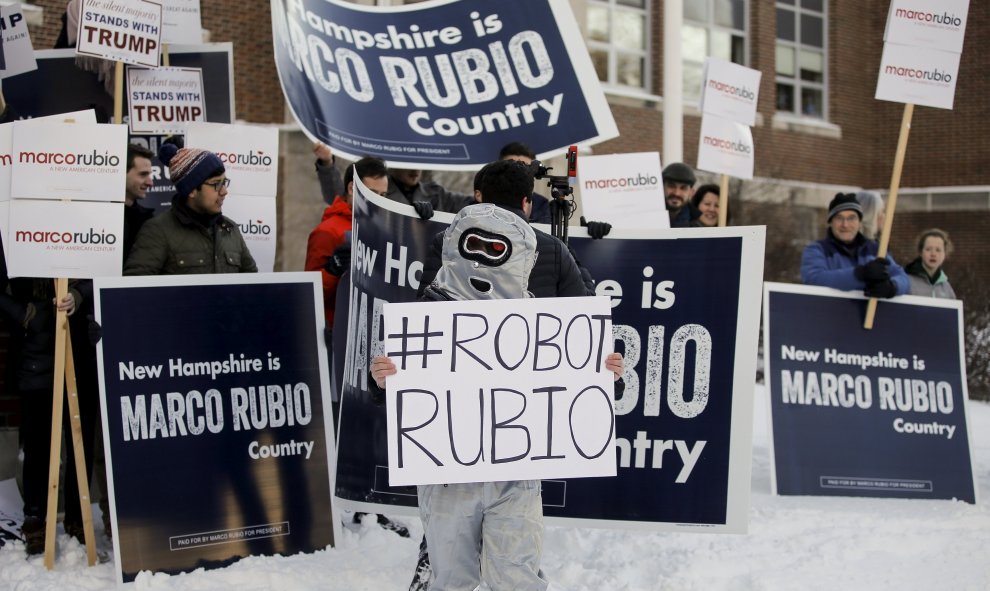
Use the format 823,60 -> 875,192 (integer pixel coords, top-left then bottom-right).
305,196 -> 352,328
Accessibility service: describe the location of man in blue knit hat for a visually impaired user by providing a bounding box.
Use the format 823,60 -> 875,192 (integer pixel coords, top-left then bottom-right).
124,141 -> 257,275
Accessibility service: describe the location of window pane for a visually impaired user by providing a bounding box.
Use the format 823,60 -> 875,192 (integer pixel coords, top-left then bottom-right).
590,49 -> 609,82
617,0 -> 646,7
711,30 -> 732,61
776,83 -> 795,111
778,0 -> 795,5
801,87 -> 823,117
801,14 -> 823,47
731,34 -> 746,64
682,24 -> 707,60
587,5 -> 610,43
714,0 -> 745,30
617,54 -> 644,87
775,44 -> 795,76
776,8 -> 795,41
799,50 -> 823,82
684,62 -> 704,101
684,0 -> 707,22
802,0 -> 823,12
615,11 -> 646,50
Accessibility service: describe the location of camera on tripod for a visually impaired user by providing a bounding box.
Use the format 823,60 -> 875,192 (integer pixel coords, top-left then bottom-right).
529,145 -> 578,242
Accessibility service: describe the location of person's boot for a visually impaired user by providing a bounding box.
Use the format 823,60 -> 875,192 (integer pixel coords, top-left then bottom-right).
21,516 -> 45,555
63,520 -> 85,545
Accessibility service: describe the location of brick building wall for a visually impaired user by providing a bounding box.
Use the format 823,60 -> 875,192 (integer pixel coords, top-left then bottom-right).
594,0 -> 988,190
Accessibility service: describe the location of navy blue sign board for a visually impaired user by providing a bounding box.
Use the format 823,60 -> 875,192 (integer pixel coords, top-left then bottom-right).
763,282 -> 976,503
94,273 -> 339,583
271,0 -> 617,170
5,46 -> 234,213
334,179 -> 766,532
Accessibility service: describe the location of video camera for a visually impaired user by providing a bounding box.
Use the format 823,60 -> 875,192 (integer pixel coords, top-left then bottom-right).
529,145 -> 578,242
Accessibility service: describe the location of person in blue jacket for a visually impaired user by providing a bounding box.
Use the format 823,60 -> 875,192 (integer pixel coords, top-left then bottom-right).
800,193 -> 909,298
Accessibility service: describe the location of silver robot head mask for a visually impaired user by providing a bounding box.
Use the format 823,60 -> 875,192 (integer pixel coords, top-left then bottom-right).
432,203 -> 538,300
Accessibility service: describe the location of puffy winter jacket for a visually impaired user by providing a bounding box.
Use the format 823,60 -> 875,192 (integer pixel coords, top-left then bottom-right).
124,195 -> 257,275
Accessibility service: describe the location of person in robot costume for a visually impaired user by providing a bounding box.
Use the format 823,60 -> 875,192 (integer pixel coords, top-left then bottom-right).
414,203 -> 550,590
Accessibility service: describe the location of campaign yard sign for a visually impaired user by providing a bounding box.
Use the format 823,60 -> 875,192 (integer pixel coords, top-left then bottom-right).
700,57 -> 761,127
162,0 -> 203,44
185,122 -> 279,198
127,66 -> 206,135
384,296 -> 616,486
7,199 -> 123,278
577,152 -> 668,230
0,110 -> 98,259
95,273 -> 339,583
10,120 -> 127,201
875,42 -> 962,110
271,0 -> 617,169
763,283 -> 976,503
696,115 -> 755,180
884,0 -> 969,53
76,0 -> 163,67
0,4 -> 38,79
334,179 -> 766,532
6,118 -> 125,278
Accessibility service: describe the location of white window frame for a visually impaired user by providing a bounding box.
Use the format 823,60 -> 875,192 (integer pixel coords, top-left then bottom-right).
682,0 -> 750,103
586,0 -> 652,93
775,0 -> 828,120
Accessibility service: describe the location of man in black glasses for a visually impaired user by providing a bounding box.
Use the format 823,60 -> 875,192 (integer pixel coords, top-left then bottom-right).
124,143 -> 257,275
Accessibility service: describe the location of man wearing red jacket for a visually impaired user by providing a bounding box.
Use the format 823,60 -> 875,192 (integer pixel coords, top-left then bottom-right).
305,152 -> 388,329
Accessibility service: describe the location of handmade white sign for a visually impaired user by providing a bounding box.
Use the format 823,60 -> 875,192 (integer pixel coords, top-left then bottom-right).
696,115 -> 754,180
127,66 -> 206,134
0,4 -> 38,79
185,122 -> 279,198
75,0 -> 163,67
884,0 -> 969,54
219,193 -> 277,272
384,296 -> 617,486
700,57 -> 762,127
875,42 -> 961,110
6,199 -> 123,278
10,120 -> 127,201
162,0 -> 203,44
578,152 -> 668,230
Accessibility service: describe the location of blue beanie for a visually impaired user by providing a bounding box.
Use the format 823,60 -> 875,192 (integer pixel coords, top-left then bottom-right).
159,142 -> 225,197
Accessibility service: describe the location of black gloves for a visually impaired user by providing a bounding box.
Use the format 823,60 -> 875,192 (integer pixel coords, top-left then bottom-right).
854,258 -> 890,283
87,314 -> 102,346
412,201 -> 434,220
580,216 -> 612,240
865,279 -> 898,299
324,243 -> 351,277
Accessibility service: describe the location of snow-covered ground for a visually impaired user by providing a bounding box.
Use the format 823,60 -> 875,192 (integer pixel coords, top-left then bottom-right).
3,385 -> 989,590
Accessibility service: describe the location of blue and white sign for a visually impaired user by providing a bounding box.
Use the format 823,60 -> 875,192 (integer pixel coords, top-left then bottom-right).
271,0 -> 617,169
95,273 -> 339,583
333,183 -> 766,532
763,283 -> 976,503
